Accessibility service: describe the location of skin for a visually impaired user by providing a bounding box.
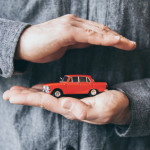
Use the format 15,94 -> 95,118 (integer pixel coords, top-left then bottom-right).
3,85 -> 130,125
4,14 -> 136,125
16,14 -> 136,63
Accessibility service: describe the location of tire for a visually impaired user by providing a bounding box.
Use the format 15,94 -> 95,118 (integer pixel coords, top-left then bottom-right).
52,89 -> 63,98
106,83 -> 111,90
89,89 -> 98,96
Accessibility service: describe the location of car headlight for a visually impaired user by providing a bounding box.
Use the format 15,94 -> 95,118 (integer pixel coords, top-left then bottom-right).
43,85 -> 51,93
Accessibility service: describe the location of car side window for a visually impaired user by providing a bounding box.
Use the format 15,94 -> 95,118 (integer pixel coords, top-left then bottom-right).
72,77 -> 78,82
79,77 -> 86,82
86,77 -> 91,82
69,77 -> 73,82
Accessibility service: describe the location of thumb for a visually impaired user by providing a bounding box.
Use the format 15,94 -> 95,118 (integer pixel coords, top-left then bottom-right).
32,84 -> 43,90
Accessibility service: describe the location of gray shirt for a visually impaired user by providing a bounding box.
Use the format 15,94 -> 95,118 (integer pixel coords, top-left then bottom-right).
0,0 -> 150,150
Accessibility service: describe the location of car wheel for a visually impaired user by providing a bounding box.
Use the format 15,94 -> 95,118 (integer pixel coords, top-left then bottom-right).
89,89 -> 98,96
52,89 -> 63,98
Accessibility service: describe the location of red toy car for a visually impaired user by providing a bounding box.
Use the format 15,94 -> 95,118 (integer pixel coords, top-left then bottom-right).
43,75 -> 107,98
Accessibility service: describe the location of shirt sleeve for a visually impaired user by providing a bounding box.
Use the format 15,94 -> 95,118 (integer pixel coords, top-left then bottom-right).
0,18 -> 30,78
112,78 -> 150,137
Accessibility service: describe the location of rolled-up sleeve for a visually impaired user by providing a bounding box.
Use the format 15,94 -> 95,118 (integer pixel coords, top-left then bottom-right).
0,18 -> 30,78
112,78 -> 150,137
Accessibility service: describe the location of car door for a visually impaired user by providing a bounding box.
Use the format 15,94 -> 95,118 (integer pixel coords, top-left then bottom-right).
79,77 -> 91,94
67,76 -> 81,94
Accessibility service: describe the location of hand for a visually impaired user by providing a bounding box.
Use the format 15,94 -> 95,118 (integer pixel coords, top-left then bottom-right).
3,85 -> 130,125
16,14 -> 136,63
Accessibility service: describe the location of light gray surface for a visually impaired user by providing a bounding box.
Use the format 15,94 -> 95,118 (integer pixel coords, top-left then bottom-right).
0,0 -> 150,150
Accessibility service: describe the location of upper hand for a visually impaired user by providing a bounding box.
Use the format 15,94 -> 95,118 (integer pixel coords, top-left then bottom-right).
3,85 -> 130,125
16,14 -> 136,63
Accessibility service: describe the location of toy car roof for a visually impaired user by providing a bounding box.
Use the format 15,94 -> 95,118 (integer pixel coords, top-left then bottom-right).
65,75 -> 92,77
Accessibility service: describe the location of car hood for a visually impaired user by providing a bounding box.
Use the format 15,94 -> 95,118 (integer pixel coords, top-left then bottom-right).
44,82 -> 66,86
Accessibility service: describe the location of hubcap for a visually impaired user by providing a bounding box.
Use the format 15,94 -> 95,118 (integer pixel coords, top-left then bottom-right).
91,89 -> 97,96
55,91 -> 61,97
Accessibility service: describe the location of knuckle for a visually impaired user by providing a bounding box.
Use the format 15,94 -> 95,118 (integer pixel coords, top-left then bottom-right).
60,24 -> 70,32
101,24 -> 109,31
58,23 -> 73,37
65,14 -> 77,19
85,28 -> 96,36
63,14 -> 76,23
99,33 -> 104,39
115,36 -> 121,44
64,17 -> 72,24
59,24 -> 74,44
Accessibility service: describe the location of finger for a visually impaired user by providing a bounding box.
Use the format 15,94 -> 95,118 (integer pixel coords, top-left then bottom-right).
72,18 -> 111,34
72,26 -> 121,46
32,84 -> 44,90
10,85 -> 28,90
73,17 -> 122,38
6,90 -> 54,108
7,89 -> 91,121
72,19 -> 136,50
60,97 -> 91,120
3,88 -> 38,100
8,91 -> 76,119
9,92 -> 46,107
68,43 -> 91,49
61,97 -> 109,123
74,18 -> 119,38
5,89 -> 107,124
3,89 -> 23,100
5,88 -> 66,115
113,37 -> 136,50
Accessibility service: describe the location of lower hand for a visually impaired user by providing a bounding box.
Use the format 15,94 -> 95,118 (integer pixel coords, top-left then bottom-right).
16,14 -> 136,63
3,85 -> 130,125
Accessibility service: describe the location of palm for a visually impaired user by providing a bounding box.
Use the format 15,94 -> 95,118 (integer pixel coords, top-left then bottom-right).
80,91 -> 129,124
3,85 -> 130,125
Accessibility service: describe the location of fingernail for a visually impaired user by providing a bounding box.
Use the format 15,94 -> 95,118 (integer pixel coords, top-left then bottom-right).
62,101 -> 72,110
2,93 -> 7,100
3,90 -> 9,100
9,97 -> 16,104
130,41 -> 136,44
130,41 -> 136,50
114,36 -> 120,40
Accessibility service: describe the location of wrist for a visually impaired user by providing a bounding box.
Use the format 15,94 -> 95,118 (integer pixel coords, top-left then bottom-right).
15,25 -> 31,60
117,106 -> 131,125
110,90 -> 131,125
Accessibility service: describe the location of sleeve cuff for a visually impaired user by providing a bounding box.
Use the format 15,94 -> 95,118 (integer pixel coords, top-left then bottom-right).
112,79 -> 150,137
0,18 -> 30,78
13,59 -> 29,75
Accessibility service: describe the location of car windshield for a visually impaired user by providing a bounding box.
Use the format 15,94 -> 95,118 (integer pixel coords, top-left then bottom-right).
61,76 -> 68,82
